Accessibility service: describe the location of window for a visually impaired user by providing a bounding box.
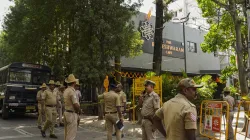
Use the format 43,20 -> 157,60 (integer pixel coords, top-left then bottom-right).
214,51 -> 218,57
32,71 -> 50,85
9,70 -> 31,83
187,41 -> 197,53
173,11 -> 177,17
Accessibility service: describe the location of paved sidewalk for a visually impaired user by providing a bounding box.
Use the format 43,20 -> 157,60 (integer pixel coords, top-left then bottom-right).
79,115 -> 209,140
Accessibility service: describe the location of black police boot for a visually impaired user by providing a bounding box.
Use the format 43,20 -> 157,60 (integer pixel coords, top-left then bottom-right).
50,134 -> 58,139
41,130 -> 46,137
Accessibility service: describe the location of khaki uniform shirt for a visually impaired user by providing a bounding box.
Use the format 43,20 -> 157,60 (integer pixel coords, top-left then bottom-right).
42,88 -> 58,106
141,91 -> 160,117
98,90 -> 121,112
224,95 -> 235,112
155,94 -> 197,140
37,90 -> 43,103
64,86 -> 78,112
59,91 -> 64,105
118,91 -> 126,112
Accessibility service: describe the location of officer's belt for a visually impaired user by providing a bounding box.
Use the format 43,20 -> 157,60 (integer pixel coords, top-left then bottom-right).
65,110 -> 75,113
142,116 -> 153,123
46,105 -> 57,108
105,111 -> 117,114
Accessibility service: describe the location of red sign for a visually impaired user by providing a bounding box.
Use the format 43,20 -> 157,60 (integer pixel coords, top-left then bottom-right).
212,116 -> 221,132
207,103 -> 222,109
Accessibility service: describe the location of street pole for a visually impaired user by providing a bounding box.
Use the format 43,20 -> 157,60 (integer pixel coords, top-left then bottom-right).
183,22 -> 187,73
172,13 -> 190,73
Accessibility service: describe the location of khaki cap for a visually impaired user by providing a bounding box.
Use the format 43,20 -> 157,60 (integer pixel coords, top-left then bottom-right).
55,81 -> 61,86
223,87 -> 230,93
178,78 -> 203,88
76,79 -> 80,85
59,84 -> 65,88
40,83 -> 47,88
144,80 -> 156,86
65,74 -> 77,83
48,80 -> 55,85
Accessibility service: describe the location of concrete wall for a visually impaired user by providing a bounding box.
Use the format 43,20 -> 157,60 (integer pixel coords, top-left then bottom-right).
120,13 -> 220,74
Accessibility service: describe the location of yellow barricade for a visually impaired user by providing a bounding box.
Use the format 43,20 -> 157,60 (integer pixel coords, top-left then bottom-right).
199,100 -> 229,140
234,100 -> 250,140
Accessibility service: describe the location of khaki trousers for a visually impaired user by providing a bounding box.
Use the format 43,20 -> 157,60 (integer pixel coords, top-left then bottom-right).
228,112 -> 234,140
141,119 -> 156,140
64,112 -> 78,140
57,102 -> 64,124
105,113 -> 121,140
37,103 -> 45,126
42,106 -> 57,135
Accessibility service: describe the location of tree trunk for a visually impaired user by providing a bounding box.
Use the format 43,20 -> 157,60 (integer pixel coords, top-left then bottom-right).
233,13 -> 248,132
115,55 -> 121,84
153,0 -> 163,76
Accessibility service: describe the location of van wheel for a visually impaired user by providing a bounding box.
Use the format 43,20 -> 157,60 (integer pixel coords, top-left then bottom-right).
2,105 -> 9,120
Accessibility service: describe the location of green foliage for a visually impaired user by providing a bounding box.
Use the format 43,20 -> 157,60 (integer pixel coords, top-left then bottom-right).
197,0 -> 249,95
193,75 -> 218,105
220,66 -> 237,82
144,71 -> 218,104
0,0 -> 144,83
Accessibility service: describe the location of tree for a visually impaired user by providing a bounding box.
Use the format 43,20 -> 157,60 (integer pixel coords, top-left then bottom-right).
197,0 -> 249,131
197,0 -> 248,96
153,0 -> 173,75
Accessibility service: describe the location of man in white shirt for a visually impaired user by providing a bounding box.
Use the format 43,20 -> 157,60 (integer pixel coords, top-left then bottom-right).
75,80 -> 81,103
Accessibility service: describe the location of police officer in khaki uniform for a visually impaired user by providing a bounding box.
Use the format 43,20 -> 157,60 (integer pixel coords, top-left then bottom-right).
153,78 -> 203,140
58,84 -> 65,127
55,81 -> 62,127
98,84 -> 122,140
223,87 -> 235,140
41,80 -> 59,138
112,84 -> 126,137
64,74 -> 81,140
138,80 -> 160,140
37,83 -> 47,129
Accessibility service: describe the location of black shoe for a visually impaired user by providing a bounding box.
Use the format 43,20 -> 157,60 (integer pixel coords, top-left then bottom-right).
112,132 -> 116,136
50,134 -> 58,139
122,134 -> 124,138
41,130 -> 46,137
38,126 -> 42,129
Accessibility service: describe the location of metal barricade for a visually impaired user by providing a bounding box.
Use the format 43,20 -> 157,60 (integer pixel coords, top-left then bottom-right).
199,100 -> 229,140
234,100 -> 250,140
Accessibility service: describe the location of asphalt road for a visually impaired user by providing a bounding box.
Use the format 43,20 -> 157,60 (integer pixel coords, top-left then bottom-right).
0,114 -> 113,140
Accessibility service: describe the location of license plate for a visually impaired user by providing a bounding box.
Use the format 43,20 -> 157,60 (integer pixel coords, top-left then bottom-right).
26,106 -> 35,110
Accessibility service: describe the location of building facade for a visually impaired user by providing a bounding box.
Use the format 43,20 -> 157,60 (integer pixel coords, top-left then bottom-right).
168,0 -> 209,30
119,12 -> 220,74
